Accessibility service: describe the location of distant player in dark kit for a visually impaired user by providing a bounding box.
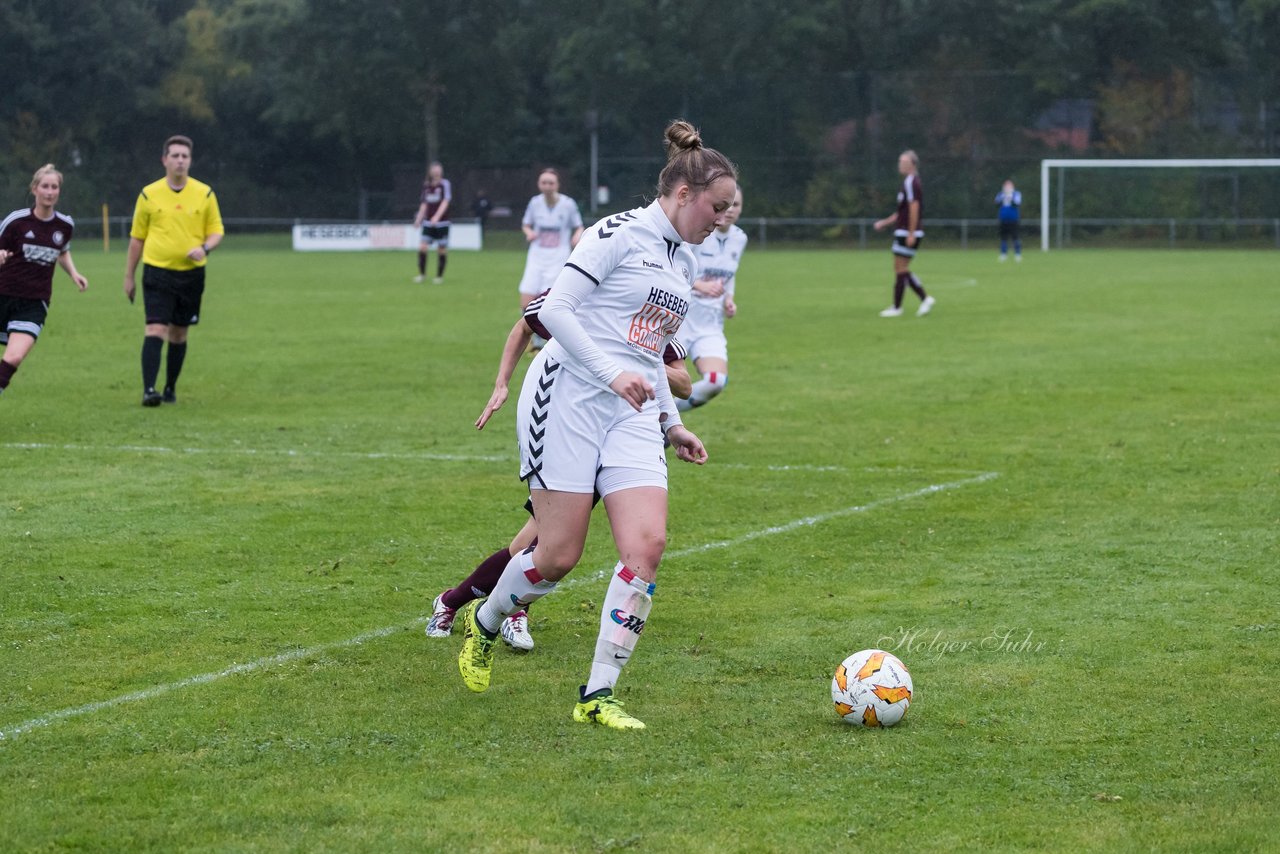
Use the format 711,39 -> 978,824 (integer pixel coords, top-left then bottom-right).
0,164 -> 89,398
873,150 -> 934,318
413,161 -> 451,284
123,134 -> 225,406
996,179 -> 1022,262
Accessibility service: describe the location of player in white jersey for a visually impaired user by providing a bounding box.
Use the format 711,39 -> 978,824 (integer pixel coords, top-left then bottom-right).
456,120 -> 738,731
676,184 -> 746,411
518,169 -> 584,310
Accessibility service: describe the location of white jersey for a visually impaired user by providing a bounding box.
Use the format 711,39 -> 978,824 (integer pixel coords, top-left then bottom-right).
522,194 -> 583,262
541,201 -> 696,393
691,224 -> 748,320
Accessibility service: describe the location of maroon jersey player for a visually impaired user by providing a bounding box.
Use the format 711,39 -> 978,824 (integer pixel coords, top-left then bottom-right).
873,150 -> 935,318
0,164 -> 88,398
412,161 -> 452,284
424,290 -> 692,650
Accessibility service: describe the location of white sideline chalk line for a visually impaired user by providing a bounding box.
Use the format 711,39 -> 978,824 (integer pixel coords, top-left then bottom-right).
0,471 -> 997,743
4,442 -> 990,475
2,442 -> 509,465
0,622 -> 424,742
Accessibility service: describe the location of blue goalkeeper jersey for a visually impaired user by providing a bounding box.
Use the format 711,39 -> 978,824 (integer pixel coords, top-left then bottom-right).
996,189 -> 1022,222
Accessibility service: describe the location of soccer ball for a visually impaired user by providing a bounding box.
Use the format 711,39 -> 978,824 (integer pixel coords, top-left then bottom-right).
832,649 -> 913,727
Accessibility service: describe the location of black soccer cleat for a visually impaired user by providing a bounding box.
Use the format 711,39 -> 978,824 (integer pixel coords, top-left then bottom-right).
142,388 -> 163,407
162,387 -> 177,404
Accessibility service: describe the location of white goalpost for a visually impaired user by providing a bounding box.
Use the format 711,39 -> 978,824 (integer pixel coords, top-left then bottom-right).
1040,158 -> 1280,251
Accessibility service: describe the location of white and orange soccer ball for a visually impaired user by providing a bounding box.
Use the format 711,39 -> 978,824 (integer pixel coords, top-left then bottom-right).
832,649 -> 913,727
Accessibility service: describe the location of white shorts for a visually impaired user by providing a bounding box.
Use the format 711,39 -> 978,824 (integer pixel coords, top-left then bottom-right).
517,254 -> 568,296
516,352 -> 668,495
676,302 -> 728,363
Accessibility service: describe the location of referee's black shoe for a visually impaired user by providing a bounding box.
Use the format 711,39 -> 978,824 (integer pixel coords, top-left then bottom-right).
162,387 -> 177,404
142,388 -> 163,407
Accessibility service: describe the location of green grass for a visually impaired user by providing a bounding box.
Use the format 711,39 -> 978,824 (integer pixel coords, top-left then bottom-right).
2,240 -> 1277,852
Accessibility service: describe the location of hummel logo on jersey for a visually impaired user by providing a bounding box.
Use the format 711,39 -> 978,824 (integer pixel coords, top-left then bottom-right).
642,260 -> 662,270
24,231 -> 35,238
610,609 -> 646,634
596,211 -> 636,239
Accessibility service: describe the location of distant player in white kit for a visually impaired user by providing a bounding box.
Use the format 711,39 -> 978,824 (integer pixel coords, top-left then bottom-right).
455,119 -> 737,731
518,169 -> 583,347
677,184 -> 745,411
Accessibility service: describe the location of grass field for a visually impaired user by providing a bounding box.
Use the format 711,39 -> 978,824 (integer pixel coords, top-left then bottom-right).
2,237 -> 1277,852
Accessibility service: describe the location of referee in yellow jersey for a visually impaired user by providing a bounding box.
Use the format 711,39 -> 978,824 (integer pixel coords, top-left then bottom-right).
123,134 -> 224,407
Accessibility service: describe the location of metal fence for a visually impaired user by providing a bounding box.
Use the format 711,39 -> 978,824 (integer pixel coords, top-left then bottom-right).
90,215 -> 1280,250
734,217 -> 1280,250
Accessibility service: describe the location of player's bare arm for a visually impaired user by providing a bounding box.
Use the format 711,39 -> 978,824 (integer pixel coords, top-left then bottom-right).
665,362 -> 692,400
693,276 -> 725,297
57,251 -> 88,291
476,319 -> 535,429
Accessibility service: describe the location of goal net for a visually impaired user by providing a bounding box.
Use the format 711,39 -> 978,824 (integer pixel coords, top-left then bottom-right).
1040,158 -> 1280,250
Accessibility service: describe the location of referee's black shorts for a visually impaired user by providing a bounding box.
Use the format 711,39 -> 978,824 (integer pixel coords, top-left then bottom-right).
142,264 -> 205,326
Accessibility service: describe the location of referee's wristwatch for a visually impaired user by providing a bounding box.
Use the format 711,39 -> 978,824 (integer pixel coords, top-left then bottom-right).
201,243 -> 212,255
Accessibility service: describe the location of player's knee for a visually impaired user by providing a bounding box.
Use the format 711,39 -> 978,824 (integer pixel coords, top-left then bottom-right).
533,541 -> 584,579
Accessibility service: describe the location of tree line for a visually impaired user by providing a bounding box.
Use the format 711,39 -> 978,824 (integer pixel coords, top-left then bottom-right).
2,0 -> 1278,222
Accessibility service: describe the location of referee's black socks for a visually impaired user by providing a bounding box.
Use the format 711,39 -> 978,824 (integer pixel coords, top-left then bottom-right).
142,336 -> 164,390
166,342 -> 188,391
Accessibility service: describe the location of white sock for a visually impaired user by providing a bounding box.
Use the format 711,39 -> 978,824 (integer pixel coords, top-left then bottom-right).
679,371 -> 727,411
475,548 -> 556,634
584,562 -> 654,695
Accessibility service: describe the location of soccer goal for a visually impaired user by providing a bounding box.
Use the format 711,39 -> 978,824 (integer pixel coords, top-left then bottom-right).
1040,158 -> 1280,250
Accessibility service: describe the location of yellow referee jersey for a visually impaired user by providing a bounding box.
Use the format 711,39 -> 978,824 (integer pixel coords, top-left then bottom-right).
129,177 -> 224,271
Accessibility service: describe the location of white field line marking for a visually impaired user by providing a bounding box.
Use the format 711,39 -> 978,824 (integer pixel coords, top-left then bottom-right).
4,442 -> 978,474
0,621 -> 425,742
0,471 -> 997,743
2,442 -> 509,464
560,471 -> 1000,589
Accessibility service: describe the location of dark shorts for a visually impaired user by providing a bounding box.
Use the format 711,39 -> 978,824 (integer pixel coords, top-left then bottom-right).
420,223 -> 450,247
892,233 -> 924,258
999,220 -> 1020,241
0,294 -> 48,343
143,264 -> 205,326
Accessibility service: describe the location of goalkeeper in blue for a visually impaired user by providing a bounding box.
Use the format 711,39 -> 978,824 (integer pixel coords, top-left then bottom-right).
996,179 -> 1022,262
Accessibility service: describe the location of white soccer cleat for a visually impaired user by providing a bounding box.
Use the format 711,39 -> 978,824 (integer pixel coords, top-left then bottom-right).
998,253 -> 1008,262
500,611 -> 535,651
879,306 -> 904,318
425,593 -> 457,638
432,277 -> 444,285
917,296 -> 936,317
412,274 -> 424,283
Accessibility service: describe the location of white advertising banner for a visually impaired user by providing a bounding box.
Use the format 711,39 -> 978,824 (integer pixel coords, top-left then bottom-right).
292,222 -> 482,251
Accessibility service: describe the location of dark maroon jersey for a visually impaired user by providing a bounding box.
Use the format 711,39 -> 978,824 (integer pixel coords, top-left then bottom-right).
895,175 -> 924,233
419,178 -> 453,223
523,289 -> 685,365
0,208 -> 74,302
